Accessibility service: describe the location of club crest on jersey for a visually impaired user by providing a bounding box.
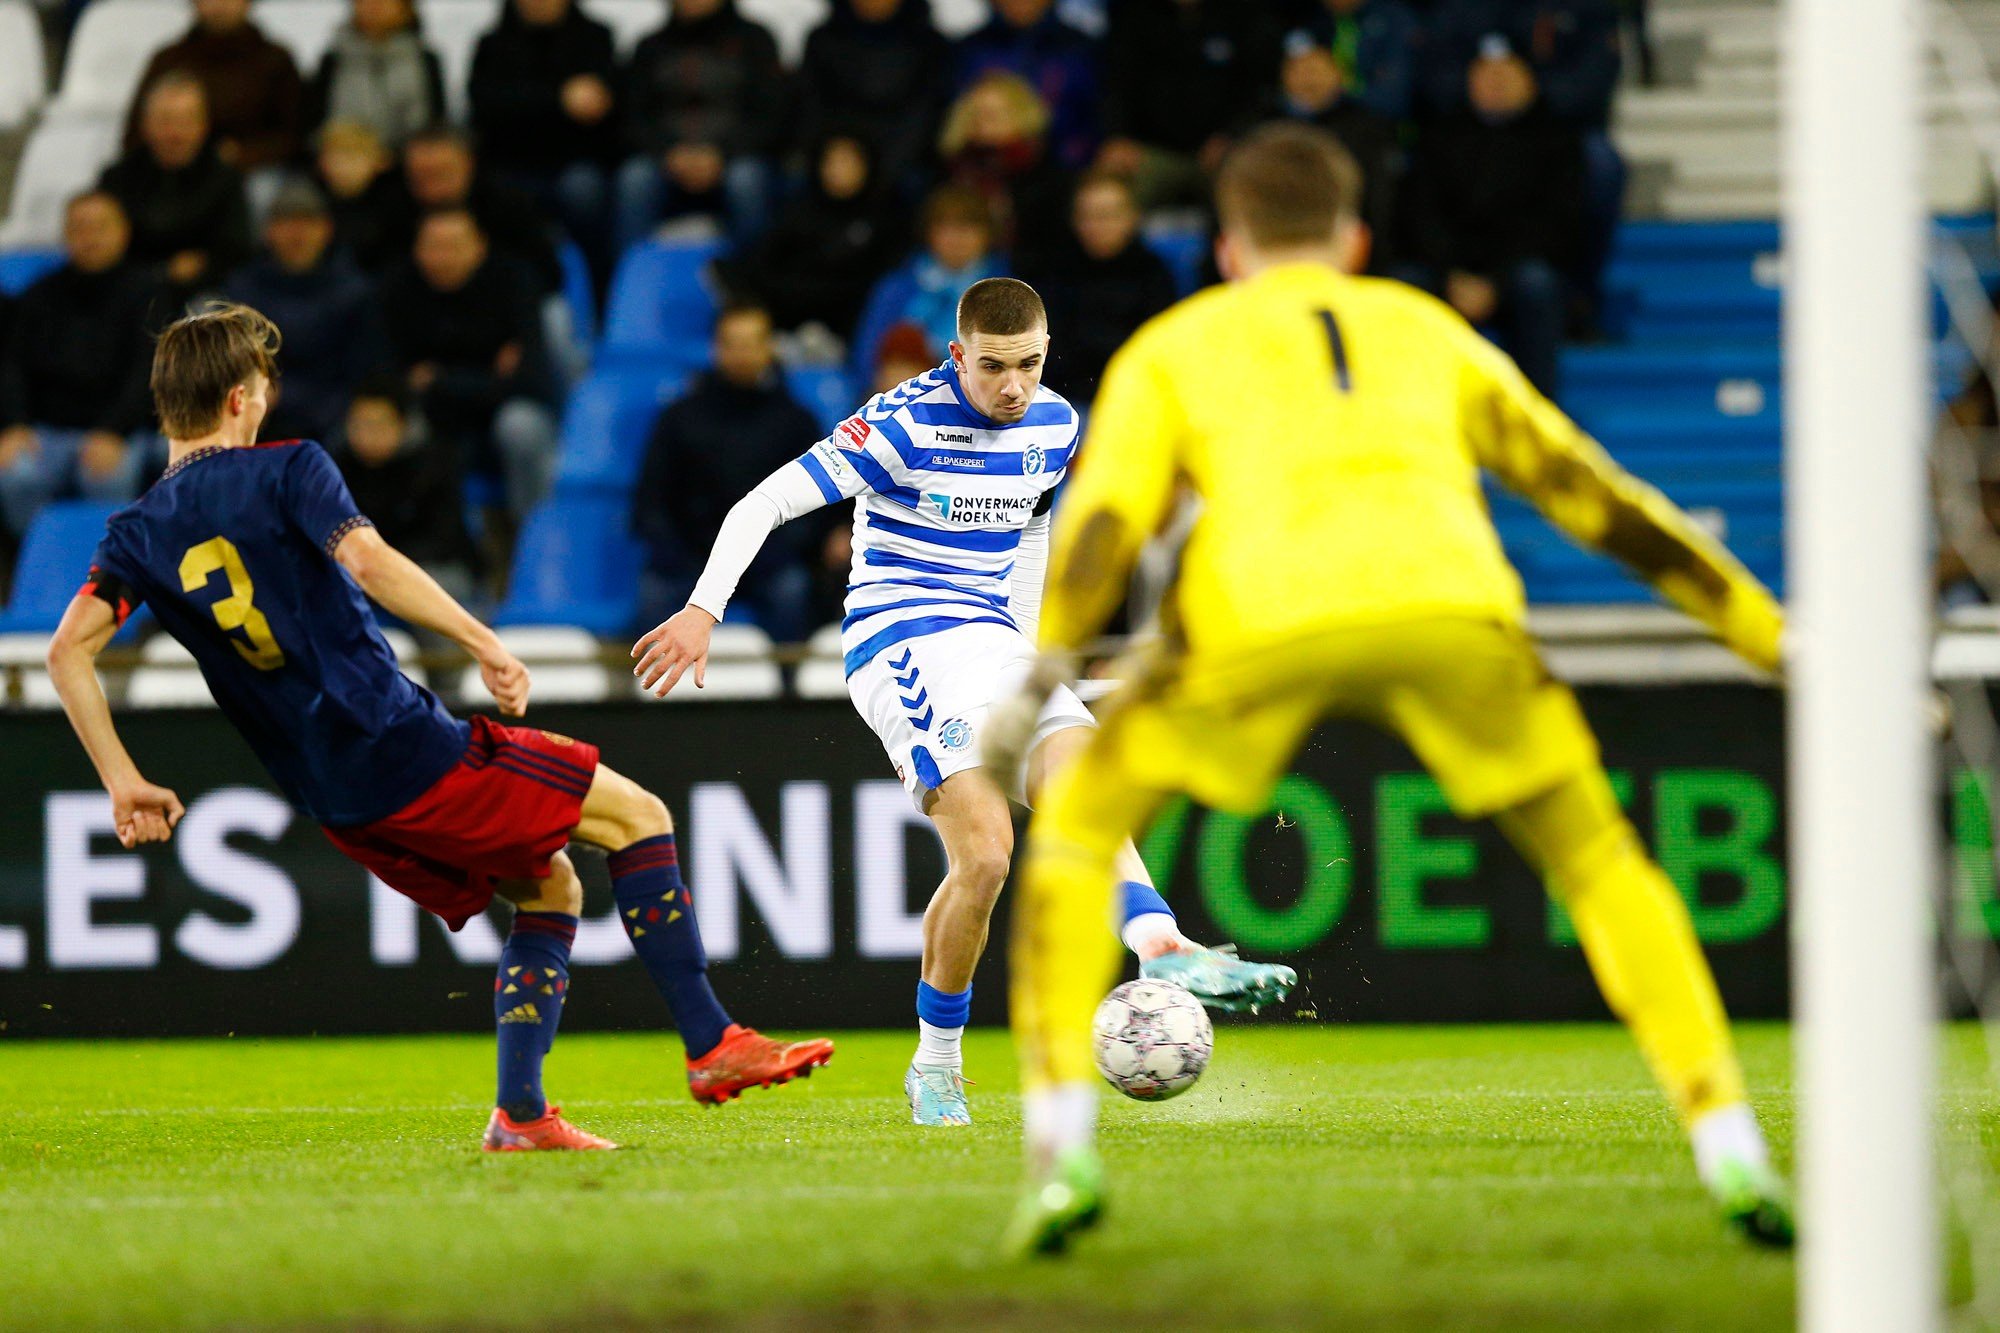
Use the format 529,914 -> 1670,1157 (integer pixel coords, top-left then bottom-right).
837,417 -> 872,449
938,718 -> 974,751
1023,443 -> 1046,475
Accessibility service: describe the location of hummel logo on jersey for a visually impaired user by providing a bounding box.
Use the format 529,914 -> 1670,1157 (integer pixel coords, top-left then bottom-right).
935,431 -> 974,445
924,492 -> 1038,522
499,1003 -> 542,1025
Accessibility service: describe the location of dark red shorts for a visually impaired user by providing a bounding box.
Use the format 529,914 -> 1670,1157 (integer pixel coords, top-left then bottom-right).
324,715 -> 600,930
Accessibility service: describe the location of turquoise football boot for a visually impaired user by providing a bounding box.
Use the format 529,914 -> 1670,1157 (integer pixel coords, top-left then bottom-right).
904,1063 -> 972,1126
1142,943 -> 1297,1013
1002,1146 -> 1105,1258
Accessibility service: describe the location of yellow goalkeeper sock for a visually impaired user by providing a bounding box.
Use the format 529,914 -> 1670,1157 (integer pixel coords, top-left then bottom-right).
1498,770 -> 1748,1125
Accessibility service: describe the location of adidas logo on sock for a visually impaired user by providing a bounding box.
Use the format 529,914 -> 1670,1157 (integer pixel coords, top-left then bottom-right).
498,1003 -> 542,1025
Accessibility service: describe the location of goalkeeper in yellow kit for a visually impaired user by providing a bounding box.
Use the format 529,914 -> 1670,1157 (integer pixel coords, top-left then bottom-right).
985,123 -> 1795,1256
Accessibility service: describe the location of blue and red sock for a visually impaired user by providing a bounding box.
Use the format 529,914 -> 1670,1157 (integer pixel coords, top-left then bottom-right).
610,834 -> 732,1059
495,910 -> 576,1122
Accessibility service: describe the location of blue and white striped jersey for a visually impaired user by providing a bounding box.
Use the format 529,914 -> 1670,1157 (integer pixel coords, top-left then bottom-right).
793,362 -> 1078,676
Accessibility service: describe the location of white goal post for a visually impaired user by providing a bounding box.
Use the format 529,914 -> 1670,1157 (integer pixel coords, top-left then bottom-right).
1783,0 -> 1937,1328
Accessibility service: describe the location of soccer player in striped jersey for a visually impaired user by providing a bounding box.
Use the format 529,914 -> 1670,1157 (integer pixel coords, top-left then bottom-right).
632,278 -> 1295,1127
985,125 -> 1794,1253
46,304 -> 833,1151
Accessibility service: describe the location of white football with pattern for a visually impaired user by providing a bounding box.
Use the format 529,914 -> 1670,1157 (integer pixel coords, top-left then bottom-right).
1092,979 -> 1213,1102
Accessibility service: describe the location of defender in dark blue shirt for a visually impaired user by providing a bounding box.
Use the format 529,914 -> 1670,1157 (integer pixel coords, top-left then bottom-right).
47,303 -> 832,1147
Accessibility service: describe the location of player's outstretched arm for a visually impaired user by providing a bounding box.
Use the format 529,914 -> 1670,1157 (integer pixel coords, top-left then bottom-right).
632,460 -> 834,696
47,594 -> 184,848
333,525 -> 532,716
1462,342 -> 1786,675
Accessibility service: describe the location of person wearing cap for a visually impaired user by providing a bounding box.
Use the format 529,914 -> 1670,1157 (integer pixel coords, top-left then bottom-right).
223,178 -> 391,443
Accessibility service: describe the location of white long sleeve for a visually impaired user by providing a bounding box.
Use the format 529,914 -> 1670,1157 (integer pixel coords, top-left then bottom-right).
686,462 -> 833,622
1010,510 -> 1051,646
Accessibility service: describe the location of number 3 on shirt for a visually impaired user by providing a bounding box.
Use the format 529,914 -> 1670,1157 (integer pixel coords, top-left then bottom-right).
180,536 -> 285,670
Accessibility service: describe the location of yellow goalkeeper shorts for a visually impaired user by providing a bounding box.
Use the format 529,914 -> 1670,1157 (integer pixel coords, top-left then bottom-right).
1108,616 -> 1600,819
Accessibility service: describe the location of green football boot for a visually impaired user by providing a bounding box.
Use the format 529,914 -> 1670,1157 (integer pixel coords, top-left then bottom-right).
1142,943 -> 1297,1013
1002,1147 -> 1105,1259
1708,1156 -> 1796,1249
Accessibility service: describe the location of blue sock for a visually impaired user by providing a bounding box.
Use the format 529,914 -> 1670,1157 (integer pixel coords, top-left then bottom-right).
610,835 -> 732,1059
495,911 -> 576,1122
915,980 -> 972,1066
1122,881 -> 1175,925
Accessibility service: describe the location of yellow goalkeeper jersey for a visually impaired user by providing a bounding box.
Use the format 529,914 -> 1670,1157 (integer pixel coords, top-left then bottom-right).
1043,261 -> 1783,671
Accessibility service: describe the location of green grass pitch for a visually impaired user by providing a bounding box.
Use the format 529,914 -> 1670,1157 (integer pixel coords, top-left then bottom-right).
3,1024 -> 1992,1330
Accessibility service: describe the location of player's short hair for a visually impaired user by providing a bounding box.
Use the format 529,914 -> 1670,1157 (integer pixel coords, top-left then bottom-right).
151,301 -> 281,440
957,277 -> 1046,340
1214,122 -> 1363,249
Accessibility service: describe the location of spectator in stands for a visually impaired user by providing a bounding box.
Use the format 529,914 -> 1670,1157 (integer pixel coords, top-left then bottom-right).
720,136 -> 907,344
871,320 -> 937,393
1248,26 -> 1400,267
1420,0 -> 1624,328
939,72 -> 1073,275
99,73 -> 252,302
849,186 -> 1003,385
794,0 -> 952,202
333,375 -> 479,603
1097,0 -> 1283,209
380,208 -> 559,522
468,0 -> 620,290
306,0 -> 447,153
1279,0 -> 1418,120
1397,39 -> 1583,395
632,303 -> 822,640
954,0 -> 1101,170
397,127 -> 563,297
617,0 -> 787,255
222,179 -> 389,444
123,0 -> 305,176
1026,170 -> 1176,404
314,121 -> 403,271
0,193 -> 161,541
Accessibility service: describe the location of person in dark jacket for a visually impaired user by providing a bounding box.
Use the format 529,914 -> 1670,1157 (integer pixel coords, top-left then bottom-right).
222,179 -> 390,443
1096,0 -> 1283,208
1025,170 -> 1176,404
1249,26 -> 1401,269
1396,41 -> 1584,394
0,192 -> 162,538
720,136 -> 906,338
396,127 -> 564,297
1279,0 -> 1419,120
99,72 -> 252,301
313,120 -> 404,272
467,0 -> 619,287
615,0 -> 787,254
122,0 -> 305,172
305,0 -> 447,152
794,0 -> 952,202
953,0 -> 1101,170
380,208 -> 559,520
632,303 -> 822,640
332,375 -> 479,603
939,72 -> 1074,275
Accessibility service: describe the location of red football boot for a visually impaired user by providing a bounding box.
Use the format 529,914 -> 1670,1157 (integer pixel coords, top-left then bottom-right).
481,1104 -> 619,1151
686,1025 -> 836,1105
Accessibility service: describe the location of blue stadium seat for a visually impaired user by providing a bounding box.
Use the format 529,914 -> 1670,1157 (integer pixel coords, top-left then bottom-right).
1143,227 -> 1209,297
557,239 -> 597,350
553,367 -> 689,497
0,246 -> 60,295
492,494 -> 642,635
598,237 -> 724,370
1560,342 -> 1781,392
785,365 -> 858,435
0,500 -> 121,632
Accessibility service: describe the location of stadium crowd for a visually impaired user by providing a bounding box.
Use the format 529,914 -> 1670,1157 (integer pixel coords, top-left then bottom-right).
0,0 -> 1632,634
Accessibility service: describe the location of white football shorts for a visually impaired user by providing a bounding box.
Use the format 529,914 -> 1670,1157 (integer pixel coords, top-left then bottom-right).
846,618 -> 1095,808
